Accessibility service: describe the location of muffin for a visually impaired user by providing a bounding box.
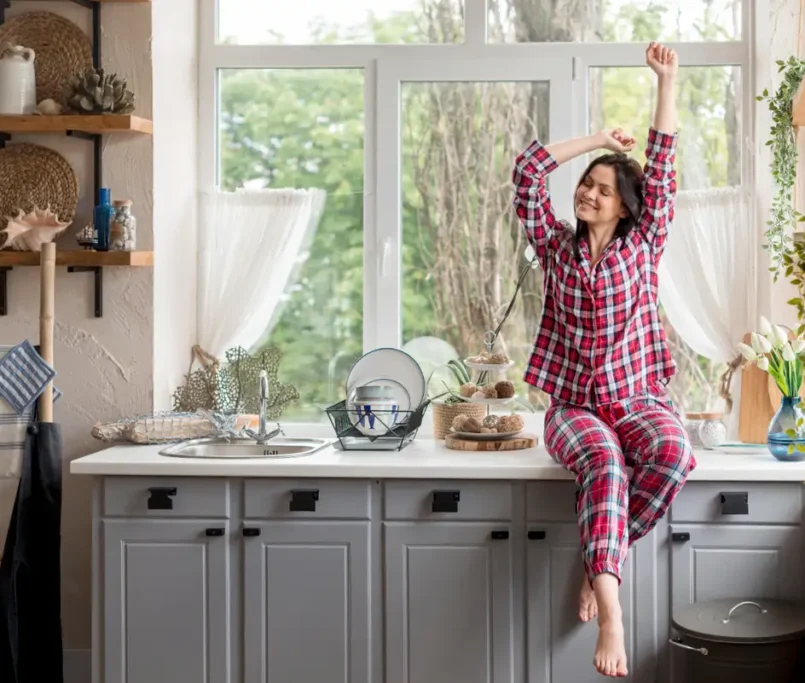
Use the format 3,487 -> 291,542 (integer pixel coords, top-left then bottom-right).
494,380 -> 515,399
481,384 -> 498,399
459,382 -> 478,398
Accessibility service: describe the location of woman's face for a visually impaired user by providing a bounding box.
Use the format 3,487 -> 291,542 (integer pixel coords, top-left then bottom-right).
575,164 -> 628,226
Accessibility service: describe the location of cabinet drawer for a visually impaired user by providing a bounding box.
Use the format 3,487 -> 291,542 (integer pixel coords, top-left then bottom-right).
243,479 -> 371,519
383,480 -> 512,520
671,482 -> 804,524
103,477 -> 230,518
526,482 -> 578,522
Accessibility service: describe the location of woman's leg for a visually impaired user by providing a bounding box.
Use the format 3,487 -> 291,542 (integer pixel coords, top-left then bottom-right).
615,400 -> 696,544
544,403 -> 630,677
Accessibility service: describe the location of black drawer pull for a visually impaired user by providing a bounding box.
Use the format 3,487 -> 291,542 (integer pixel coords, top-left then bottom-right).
290,489 -> 319,512
147,487 -> 177,510
720,492 -> 749,515
242,528 -> 261,537
432,490 -> 460,513
672,532 -> 690,543
528,530 -> 546,540
205,528 -> 225,537
491,530 -> 509,540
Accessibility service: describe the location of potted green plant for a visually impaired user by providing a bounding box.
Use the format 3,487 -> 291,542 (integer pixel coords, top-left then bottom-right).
428,360 -> 486,439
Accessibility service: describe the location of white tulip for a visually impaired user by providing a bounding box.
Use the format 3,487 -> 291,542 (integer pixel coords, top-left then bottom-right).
757,356 -> 769,371
758,316 -> 773,337
772,325 -> 790,349
736,342 -> 757,361
783,343 -> 796,362
793,339 -> 805,355
751,332 -> 773,354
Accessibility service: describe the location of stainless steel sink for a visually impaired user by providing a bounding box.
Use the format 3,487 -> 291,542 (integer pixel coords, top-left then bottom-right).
159,437 -> 331,459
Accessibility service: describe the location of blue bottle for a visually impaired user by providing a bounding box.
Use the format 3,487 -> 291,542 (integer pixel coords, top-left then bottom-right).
94,188 -> 114,252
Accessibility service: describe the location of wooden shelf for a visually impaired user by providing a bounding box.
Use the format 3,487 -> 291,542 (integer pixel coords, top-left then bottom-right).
0,115 -> 152,136
0,250 -> 153,267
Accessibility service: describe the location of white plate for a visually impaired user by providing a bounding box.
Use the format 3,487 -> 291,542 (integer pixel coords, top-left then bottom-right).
346,348 -> 426,412
463,359 -> 515,372
451,429 -> 523,441
466,396 -> 516,406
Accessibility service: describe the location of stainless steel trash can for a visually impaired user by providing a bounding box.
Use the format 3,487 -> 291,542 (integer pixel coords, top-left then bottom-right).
671,598 -> 805,682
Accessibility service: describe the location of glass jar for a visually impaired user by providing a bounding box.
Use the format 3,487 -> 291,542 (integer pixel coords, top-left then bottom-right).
110,199 -> 136,251
685,412 -> 726,450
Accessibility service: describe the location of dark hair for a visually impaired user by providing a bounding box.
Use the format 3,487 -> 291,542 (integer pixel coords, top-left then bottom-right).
573,154 -> 643,262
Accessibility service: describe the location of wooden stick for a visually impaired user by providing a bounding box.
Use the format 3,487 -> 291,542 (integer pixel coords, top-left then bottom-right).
39,243 -> 55,423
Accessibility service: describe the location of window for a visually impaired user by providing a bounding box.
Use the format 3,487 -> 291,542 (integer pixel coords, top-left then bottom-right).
202,0 -> 754,420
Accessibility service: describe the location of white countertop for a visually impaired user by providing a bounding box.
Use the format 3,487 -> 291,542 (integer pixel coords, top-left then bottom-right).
69,439 -> 805,482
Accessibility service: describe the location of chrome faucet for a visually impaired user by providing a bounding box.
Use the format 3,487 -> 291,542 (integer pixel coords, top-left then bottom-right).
245,370 -> 283,445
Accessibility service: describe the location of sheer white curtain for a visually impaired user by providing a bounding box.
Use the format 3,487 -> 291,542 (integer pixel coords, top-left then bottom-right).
658,187 -> 756,432
196,189 -> 326,358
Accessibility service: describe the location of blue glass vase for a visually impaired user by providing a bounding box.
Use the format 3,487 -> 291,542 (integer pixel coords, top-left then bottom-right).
767,396 -> 805,462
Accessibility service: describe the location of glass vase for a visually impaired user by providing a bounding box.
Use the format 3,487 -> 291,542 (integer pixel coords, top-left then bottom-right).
767,396 -> 805,462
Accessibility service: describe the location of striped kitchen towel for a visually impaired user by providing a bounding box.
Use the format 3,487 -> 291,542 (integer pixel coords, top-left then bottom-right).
0,340 -> 56,415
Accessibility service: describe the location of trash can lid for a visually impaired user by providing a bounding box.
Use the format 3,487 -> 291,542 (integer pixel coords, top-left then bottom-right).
673,599 -> 805,644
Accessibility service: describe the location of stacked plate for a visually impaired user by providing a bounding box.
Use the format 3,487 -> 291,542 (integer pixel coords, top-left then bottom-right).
346,348 -> 426,437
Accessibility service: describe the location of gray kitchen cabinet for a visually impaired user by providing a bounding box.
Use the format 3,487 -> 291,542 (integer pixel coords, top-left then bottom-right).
526,523 -> 637,683
242,521 -> 371,683
385,522 -> 514,683
102,518 -> 231,683
669,523 -> 804,606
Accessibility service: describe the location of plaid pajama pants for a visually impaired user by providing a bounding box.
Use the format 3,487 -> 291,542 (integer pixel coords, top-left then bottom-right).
544,389 -> 695,583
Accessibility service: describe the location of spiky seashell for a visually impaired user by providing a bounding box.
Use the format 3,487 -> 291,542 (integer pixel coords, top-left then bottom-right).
0,206 -> 71,251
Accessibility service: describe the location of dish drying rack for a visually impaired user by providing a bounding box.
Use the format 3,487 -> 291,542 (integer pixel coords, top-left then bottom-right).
325,400 -> 430,451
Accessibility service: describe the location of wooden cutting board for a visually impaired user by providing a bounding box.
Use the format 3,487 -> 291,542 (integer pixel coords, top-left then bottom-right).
444,433 -> 538,451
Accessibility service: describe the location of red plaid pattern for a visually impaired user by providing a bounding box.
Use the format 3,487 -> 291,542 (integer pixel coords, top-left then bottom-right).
544,390 -> 695,583
513,128 -> 678,405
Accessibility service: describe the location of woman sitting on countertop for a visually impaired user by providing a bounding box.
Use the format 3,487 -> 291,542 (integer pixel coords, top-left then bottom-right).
512,41 -> 694,678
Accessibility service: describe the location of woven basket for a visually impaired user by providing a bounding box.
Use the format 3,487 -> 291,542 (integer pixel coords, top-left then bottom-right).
432,401 -> 487,440
0,11 -> 92,106
0,143 -> 79,232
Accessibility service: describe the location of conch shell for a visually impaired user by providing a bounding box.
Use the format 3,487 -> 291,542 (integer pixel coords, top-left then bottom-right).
0,206 -> 72,251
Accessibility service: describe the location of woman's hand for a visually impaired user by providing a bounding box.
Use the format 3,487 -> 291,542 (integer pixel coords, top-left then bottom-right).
646,41 -> 678,79
597,128 -> 636,154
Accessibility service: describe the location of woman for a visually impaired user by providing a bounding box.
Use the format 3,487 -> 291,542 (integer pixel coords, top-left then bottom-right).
512,42 -> 695,678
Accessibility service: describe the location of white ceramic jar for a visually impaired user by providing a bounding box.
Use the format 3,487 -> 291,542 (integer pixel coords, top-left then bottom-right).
0,46 -> 36,115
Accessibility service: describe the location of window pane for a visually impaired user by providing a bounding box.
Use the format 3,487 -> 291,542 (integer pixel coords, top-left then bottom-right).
488,0 -> 741,42
401,81 -> 551,410
219,69 -> 364,420
218,0 -> 464,44
590,66 -> 742,190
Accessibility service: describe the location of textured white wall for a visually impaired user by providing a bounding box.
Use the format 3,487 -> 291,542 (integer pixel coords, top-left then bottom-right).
2,1 -> 153,652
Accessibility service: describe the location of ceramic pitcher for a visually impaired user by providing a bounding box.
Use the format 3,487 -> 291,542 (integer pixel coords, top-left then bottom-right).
0,45 -> 36,115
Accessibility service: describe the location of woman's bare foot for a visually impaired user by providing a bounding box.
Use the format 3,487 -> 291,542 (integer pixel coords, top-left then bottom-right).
578,574 -> 598,622
591,572 -> 628,677
594,617 -> 628,677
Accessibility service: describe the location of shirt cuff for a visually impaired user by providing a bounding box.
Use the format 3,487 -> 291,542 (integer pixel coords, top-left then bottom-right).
519,140 -> 559,176
647,127 -> 678,154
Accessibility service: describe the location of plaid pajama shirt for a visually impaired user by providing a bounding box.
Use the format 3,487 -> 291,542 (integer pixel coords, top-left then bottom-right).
513,128 -> 695,582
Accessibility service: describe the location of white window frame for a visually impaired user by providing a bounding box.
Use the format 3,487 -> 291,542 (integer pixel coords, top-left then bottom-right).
199,0 -> 759,429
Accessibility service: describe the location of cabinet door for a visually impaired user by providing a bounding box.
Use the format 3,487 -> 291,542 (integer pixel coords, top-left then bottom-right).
103,519 -> 230,683
243,521 -> 371,683
527,524 -> 636,683
670,524 -> 804,607
385,522 -> 513,683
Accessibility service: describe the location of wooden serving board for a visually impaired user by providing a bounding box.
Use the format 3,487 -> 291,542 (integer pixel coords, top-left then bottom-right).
444,433 -> 538,451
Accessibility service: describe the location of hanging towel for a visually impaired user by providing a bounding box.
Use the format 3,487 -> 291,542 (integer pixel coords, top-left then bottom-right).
0,341 -> 56,415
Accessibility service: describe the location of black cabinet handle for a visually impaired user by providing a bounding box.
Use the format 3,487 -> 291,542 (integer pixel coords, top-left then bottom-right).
491,530 -> 509,540
147,487 -> 177,510
432,490 -> 460,513
528,530 -> 546,540
720,492 -> 749,515
205,528 -> 225,537
242,528 -> 261,537
290,489 -> 319,512
672,532 -> 690,543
